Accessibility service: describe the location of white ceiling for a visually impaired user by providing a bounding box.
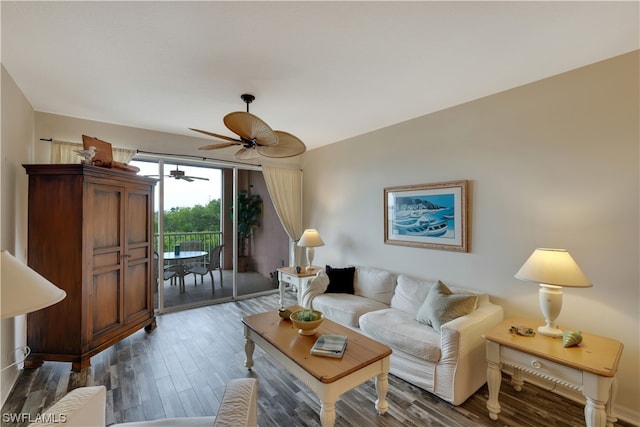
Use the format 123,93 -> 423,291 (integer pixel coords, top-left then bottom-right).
2,1 -> 638,153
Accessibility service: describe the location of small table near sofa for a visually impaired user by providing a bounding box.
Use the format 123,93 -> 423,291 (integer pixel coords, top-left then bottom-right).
484,318 -> 623,427
277,266 -> 322,308
242,306 -> 392,427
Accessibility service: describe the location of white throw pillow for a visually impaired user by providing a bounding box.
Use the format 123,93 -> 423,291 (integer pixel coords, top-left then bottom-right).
416,281 -> 478,332
390,274 -> 437,316
353,267 -> 396,305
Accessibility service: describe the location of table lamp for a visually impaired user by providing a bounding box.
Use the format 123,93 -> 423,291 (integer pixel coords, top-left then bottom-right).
1,249 -> 67,370
297,229 -> 324,270
515,248 -> 592,337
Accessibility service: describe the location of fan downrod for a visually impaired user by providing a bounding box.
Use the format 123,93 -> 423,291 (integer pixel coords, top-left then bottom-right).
241,94 -> 255,112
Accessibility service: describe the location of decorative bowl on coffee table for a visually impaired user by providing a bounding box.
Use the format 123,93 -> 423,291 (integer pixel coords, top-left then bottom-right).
290,310 -> 324,335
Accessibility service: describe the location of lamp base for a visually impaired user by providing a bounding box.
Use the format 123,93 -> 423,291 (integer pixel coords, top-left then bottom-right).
538,283 -> 564,338
305,247 -> 315,270
537,325 -> 563,337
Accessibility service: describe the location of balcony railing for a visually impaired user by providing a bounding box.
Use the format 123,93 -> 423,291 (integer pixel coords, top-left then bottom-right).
155,231 -> 223,263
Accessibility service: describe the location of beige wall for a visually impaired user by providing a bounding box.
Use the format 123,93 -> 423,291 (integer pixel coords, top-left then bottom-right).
1,65 -> 36,404
302,51 -> 639,420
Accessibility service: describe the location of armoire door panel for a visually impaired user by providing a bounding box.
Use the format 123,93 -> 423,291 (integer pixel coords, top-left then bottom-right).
124,261 -> 149,320
93,252 -> 121,269
126,191 -> 150,245
91,268 -> 121,337
91,185 -> 123,249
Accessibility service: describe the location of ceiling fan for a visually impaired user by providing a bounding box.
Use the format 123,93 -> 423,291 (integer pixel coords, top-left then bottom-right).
190,94 -> 306,160
147,165 -> 209,182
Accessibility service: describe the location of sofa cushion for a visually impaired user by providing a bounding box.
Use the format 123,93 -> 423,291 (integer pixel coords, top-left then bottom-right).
360,308 -> 442,363
325,265 -> 356,294
312,293 -> 388,328
416,281 -> 478,332
214,378 -> 258,427
391,274 -> 438,316
353,267 -> 396,305
29,386 -> 106,427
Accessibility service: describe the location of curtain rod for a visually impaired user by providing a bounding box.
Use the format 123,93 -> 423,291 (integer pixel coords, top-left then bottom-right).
41,141 -> 300,171
135,149 -> 262,168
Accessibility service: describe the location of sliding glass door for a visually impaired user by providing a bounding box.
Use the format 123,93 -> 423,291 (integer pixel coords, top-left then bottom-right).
130,158 -> 287,313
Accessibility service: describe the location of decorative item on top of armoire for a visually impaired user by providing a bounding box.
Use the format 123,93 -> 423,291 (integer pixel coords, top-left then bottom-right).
81,135 -> 140,173
23,163 -> 157,372
384,180 -> 468,252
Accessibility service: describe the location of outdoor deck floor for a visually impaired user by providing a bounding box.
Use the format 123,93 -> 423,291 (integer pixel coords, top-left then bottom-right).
156,269 -> 280,311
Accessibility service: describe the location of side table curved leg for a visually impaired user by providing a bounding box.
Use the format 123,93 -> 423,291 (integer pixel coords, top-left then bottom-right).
244,329 -> 255,370
606,377 -> 618,427
584,398 -> 607,427
512,367 -> 523,391
486,359 -> 502,420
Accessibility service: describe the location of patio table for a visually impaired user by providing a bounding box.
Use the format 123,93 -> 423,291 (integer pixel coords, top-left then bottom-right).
162,250 -> 208,292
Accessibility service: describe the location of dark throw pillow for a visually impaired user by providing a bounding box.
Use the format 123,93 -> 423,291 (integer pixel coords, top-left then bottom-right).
324,265 -> 356,294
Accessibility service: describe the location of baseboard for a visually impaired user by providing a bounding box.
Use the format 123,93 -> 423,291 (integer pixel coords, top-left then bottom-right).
500,366 -> 640,426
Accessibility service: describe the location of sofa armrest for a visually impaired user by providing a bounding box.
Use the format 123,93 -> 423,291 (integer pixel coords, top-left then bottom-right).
213,378 -> 258,427
28,386 -> 106,427
299,271 -> 329,309
439,302 -> 504,362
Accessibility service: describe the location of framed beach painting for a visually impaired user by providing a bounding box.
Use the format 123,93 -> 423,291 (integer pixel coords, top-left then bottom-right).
384,180 -> 469,252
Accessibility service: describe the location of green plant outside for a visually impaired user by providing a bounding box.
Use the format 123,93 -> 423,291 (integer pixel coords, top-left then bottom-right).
234,190 -> 263,255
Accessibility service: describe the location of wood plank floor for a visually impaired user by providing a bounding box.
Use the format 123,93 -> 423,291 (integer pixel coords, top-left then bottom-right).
2,292 -> 633,427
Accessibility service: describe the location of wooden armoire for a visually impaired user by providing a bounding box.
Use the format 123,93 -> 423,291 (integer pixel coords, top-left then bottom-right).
23,164 -> 157,372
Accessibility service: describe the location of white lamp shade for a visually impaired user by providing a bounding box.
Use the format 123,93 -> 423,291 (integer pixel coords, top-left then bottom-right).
1,249 -> 67,319
297,229 -> 324,248
515,248 -> 592,288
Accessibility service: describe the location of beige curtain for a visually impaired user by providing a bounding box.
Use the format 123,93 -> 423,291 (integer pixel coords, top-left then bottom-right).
51,140 -> 135,164
262,166 -> 304,266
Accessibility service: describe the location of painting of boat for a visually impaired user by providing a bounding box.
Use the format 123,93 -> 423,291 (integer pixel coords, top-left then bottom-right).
392,215 -> 448,237
384,180 -> 468,252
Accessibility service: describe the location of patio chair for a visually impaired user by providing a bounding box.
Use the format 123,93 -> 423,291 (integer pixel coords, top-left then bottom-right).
187,244 -> 224,294
178,240 -> 204,271
155,251 -> 184,291
164,263 -> 187,292
178,240 -> 202,251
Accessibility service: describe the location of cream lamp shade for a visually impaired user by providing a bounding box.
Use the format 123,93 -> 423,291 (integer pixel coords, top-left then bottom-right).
1,249 -> 67,319
297,229 -> 324,269
515,248 -> 591,337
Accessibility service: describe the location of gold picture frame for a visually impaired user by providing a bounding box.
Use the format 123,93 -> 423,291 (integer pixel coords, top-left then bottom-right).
384,180 -> 469,252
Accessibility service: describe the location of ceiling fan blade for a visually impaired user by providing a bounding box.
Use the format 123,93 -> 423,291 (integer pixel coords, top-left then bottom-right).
180,176 -> 194,182
224,112 -> 278,147
258,131 -> 307,158
186,176 -> 209,181
234,147 -> 261,161
189,128 -> 241,143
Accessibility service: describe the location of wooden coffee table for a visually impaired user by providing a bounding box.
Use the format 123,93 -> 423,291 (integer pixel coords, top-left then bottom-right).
242,306 -> 392,427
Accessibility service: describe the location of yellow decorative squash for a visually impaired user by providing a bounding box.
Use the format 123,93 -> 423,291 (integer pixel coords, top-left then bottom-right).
562,330 -> 583,347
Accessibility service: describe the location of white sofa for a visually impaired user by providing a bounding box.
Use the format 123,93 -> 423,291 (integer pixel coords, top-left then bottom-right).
301,267 -> 504,405
28,378 -> 258,427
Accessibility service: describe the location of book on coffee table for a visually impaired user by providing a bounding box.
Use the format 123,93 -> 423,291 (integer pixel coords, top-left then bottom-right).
311,334 -> 348,358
